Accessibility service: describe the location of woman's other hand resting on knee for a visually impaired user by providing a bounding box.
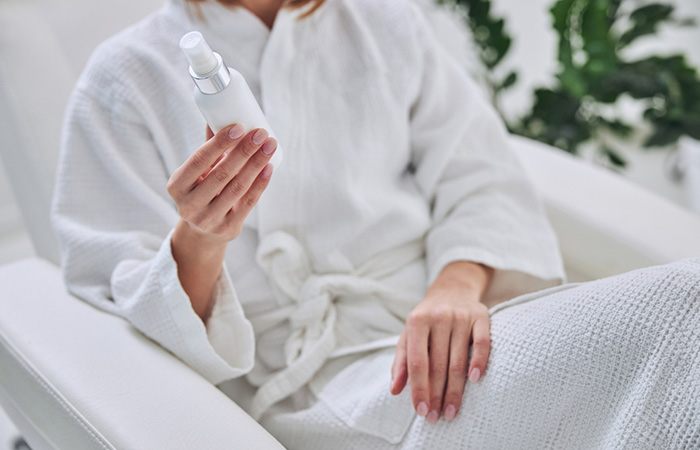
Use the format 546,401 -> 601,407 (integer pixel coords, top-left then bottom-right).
167,124 -> 277,323
391,261 -> 493,424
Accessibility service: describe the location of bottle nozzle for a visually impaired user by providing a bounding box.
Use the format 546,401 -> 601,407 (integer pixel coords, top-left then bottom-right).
180,31 -> 218,76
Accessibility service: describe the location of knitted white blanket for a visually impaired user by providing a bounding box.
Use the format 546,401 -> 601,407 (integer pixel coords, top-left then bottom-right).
260,258 -> 700,449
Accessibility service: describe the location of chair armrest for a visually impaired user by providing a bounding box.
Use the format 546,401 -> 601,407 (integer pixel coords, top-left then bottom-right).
0,258 -> 284,450
511,135 -> 700,280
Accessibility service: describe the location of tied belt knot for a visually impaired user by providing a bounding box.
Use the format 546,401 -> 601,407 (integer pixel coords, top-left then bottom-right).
248,231 -> 424,420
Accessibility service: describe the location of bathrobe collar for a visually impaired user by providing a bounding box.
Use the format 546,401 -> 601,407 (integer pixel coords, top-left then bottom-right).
194,1 -> 272,69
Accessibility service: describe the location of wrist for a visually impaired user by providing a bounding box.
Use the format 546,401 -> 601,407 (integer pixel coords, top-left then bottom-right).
172,219 -> 228,261
171,219 -> 227,323
428,261 -> 493,301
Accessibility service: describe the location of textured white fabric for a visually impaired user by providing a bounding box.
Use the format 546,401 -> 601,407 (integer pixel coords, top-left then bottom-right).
51,0 -> 564,432
250,231 -> 425,418
262,258 -> 700,449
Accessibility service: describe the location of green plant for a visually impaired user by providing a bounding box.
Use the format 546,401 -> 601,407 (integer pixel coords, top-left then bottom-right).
436,0 -> 518,108
514,0 -> 700,168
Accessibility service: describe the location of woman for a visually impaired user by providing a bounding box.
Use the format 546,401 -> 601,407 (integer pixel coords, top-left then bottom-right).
51,0 -> 700,448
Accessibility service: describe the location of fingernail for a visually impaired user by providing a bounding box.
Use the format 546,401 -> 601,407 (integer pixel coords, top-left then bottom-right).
228,124 -> 244,139
426,410 -> 439,424
416,402 -> 428,417
261,138 -> 277,155
469,368 -> 481,383
252,129 -> 268,145
261,164 -> 273,178
444,405 -> 456,421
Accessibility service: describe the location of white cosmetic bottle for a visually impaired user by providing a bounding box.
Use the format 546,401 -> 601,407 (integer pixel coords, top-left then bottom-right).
179,31 -> 282,168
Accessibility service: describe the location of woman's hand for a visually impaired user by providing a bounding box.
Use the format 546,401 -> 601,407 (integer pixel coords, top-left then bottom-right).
390,261 -> 493,424
167,124 -> 277,244
167,124 -> 277,321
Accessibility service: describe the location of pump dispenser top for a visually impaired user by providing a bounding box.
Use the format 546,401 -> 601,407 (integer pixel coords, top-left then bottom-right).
180,31 -> 218,75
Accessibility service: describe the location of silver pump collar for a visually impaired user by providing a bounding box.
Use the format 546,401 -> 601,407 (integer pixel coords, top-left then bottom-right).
189,52 -> 231,94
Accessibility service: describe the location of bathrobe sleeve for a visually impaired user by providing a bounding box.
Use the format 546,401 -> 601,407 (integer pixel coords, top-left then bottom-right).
51,77 -> 255,385
408,5 -> 565,303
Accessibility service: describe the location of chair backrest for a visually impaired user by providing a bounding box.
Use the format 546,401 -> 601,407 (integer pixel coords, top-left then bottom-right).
0,0 -> 165,265
0,1 -> 71,265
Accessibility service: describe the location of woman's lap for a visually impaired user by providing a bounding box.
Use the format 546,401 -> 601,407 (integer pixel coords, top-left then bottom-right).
262,258 -> 700,449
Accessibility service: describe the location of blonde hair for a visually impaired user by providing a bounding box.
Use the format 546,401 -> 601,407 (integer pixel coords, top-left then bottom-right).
184,0 -> 326,20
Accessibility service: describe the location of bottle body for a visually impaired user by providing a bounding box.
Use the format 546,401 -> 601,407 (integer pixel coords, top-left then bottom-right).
194,69 -> 283,169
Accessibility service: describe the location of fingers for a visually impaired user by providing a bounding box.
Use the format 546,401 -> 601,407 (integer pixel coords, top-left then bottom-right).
390,331 -> 408,395
194,128 -> 269,203
426,318 -> 451,424
169,124 -> 246,192
406,312 -> 430,418
395,290 -> 492,427
468,316 -> 491,384
224,162 -> 273,230
226,159 -> 273,219
205,125 -> 214,141
403,304 -> 491,425
209,137 -> 277,216
442,317 -> 471,422
198,152 -> 226,183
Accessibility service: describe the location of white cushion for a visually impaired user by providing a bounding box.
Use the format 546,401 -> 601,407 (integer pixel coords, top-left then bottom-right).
513,135 -> 700,280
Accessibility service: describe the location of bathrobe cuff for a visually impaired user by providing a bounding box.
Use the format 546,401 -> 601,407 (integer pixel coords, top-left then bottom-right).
157,228 -> 256,385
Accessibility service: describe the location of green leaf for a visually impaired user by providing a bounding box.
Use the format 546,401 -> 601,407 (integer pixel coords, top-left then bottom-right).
681,115 -> 700,140
465,0 -> 490,21
518,88 -> 591,154
559,71 -> 588,98
442,0 -> 517,92
550,0 -> 578,72
644,123 -> 683,147
607,0 -> 622,26
580,0 -> 620,79
605,60 -> 668,99
599,118 -> 633,137
499,71 -> 517,90
629,3 -> 674,23
619,4 -> 675,48
601,146 -> 628,168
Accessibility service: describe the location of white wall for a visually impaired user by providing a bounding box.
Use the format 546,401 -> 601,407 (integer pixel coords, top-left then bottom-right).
33,0 -> 166,76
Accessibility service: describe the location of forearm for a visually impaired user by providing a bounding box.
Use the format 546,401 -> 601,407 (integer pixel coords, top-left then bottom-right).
428,260 -> 494,302
171,218 -> 228,323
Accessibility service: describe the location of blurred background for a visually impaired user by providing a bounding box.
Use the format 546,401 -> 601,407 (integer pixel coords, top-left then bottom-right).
0,0 -> 699,447
438,0 -> 700,207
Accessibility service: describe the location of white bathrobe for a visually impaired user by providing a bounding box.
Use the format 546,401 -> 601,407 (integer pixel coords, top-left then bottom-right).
51,0 -> 568,445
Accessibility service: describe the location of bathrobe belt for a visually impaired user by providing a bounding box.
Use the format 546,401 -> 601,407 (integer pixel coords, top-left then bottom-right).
248,231 -> 425,419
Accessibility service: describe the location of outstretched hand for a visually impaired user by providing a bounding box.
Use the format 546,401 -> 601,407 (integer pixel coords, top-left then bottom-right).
390,261 -> 493,424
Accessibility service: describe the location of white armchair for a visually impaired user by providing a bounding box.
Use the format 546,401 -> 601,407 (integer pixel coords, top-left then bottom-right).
0,258 -> 285,450
1,1 -> 700,449
2,135 -> 699,449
